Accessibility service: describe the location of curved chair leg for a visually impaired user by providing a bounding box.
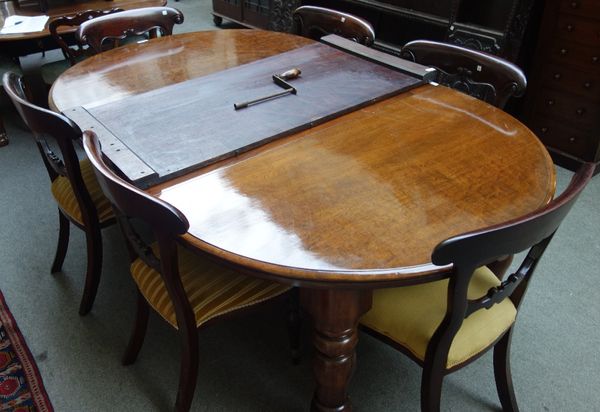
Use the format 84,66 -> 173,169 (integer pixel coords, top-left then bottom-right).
78,227 -> 103,315
122,290 -> 150,365
421,363 -> 444,412
51,210 -> 70,273
494,330 -> 519,412
175,326 -> 199,412
287,287 -> 302,364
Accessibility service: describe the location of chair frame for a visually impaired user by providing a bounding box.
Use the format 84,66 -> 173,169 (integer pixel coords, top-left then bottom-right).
401,39 -> 527,108
2,72 -> 115,315
83,131 -> 297,411
49,8 -> 125,66
362,162 -> 594,411
75,6 -> 184,54
293,5 -> 375,46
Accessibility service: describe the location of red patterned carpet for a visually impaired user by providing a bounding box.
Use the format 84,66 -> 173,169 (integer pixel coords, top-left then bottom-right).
0,291 -> 52,411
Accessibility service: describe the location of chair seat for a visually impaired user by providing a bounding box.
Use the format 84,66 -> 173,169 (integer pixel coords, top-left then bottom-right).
50,159 -> 114,226
360,266 -> 517,369
131,244 -> 291,329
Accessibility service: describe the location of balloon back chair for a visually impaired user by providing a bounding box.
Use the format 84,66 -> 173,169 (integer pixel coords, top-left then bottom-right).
3,71 -> 115,315
360,163 -> 594,411
293,5 -> 375,46
83,131 -> 292,411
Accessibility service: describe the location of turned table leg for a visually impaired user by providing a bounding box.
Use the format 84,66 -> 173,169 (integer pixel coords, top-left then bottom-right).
301,288 -> 372,411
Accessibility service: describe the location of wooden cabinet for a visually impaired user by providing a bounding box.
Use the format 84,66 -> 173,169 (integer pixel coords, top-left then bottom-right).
212,0 -> 273,29
521,0 -> 600,170
300,0 -> 536,61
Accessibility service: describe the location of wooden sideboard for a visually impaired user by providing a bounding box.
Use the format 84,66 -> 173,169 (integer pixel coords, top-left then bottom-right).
299,0 -> 536,62
520,0 -> 600,170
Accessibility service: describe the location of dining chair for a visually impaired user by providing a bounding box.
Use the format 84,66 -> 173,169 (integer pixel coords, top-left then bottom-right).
49,8 -> 125,66
360,162 -> 594,412
82,131 -> 293,412
76,6 -> 184,54
293,5 -> 375,46
2,72 -> 115,315
401,40 -> 527,109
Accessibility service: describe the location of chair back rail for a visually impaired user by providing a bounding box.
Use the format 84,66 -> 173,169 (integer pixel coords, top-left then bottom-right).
49,8 -> 125,66
293,5 -> 375,46
76,6 -> 184,54
401,40 -> 527,108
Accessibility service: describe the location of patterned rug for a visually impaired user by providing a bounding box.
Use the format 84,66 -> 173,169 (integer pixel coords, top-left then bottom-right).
0,291 -> 52,411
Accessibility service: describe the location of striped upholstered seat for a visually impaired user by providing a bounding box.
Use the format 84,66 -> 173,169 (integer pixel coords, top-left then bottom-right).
131,244 -> 291,329
50,159 -> 114,226
360,266 -> 517,369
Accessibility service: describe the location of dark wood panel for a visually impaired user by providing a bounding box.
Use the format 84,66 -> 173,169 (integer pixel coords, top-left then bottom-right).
75,42 -> 424,187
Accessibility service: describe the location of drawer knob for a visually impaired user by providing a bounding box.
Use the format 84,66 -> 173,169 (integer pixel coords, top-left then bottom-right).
570,1 -> 579,8
547,99 -> 555,106
592,56 -> 599,63
553,73 -> 562,80
566,24 -> 574,32
541,127 -> 548,133
584,81 -> 592,89
560,48 -> 568,55
569,137 -> 576,143
576,108 -> 586,116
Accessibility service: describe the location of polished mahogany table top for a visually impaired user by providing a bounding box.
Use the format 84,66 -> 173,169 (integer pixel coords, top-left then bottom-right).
0,0 -> 166,41
51,29 -> 556,286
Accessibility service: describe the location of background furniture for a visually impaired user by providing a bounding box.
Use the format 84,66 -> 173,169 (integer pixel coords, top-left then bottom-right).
50,30 -> 556,411
76,6 -> 183,53
0,0 -> 166,146
520,0 -> 600,173
298,0 -> 536,61
49,7 -> 124,66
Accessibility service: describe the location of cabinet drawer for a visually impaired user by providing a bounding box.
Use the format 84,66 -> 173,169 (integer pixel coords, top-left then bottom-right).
541,66 -> 600,101
530,116 -> 599,160
549,39 -> 600,72
560,0 -> 600,19
534,90 -> 600,130
556,14 -> 600,47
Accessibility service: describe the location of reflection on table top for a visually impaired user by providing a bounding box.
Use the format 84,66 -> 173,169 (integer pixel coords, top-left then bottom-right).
0,0 -> 166,41
50,30 -> 556,286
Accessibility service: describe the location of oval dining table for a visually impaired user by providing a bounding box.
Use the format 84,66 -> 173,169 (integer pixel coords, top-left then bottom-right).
49,29 -> 556,411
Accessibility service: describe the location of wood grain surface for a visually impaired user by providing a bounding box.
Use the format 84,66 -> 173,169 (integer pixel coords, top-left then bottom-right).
51,30 -> 556,285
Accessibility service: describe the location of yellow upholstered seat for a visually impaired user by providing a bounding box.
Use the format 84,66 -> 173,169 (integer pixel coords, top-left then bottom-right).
360,266 -> 517,369
50,159 -> 114,226
131,244 -> 291,329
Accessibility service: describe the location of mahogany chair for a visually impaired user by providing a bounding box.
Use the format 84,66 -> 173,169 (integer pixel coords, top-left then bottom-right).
49,8 -> 125,66
82,131 -> 292,412
293,5 -> 375,46
360,162 -> 594,412
76,6 -> 184,54
2,72 -> 115,315
401,40 -> 527,109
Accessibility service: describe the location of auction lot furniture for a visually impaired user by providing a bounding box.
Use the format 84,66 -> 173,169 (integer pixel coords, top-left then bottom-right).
50,29 -> 556,411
